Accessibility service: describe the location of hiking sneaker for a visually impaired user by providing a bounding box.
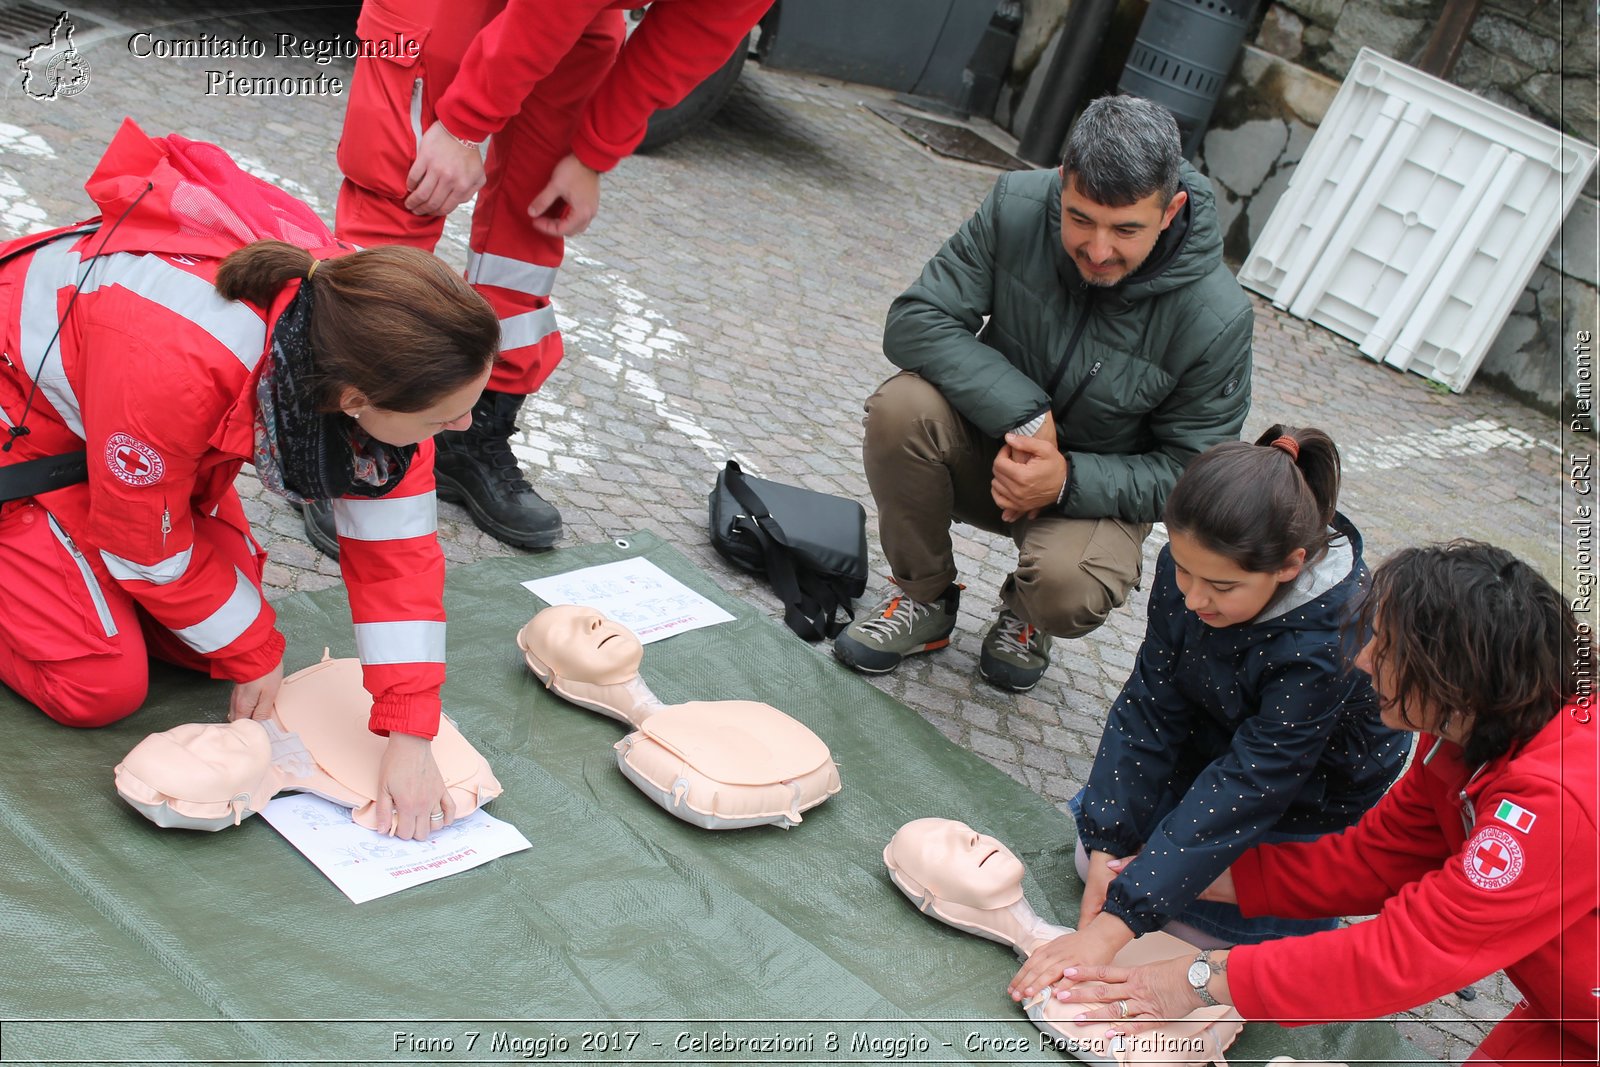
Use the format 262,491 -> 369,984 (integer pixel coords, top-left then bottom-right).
833,581 -> 960,674
979,607 -> 1053,691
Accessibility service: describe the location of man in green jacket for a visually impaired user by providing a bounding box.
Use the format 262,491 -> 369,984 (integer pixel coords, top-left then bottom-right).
834,96 -> 1253,691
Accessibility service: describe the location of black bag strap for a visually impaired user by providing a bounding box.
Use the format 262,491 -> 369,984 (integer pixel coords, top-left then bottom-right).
722,461 -> 855,641
0,450 -> 88,503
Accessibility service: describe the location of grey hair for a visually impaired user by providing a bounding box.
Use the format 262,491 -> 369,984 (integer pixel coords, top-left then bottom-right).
1060,95 -> 1183,207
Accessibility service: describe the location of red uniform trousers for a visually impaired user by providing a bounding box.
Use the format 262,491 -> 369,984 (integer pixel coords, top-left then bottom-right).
334,0 -> 624,395
0,490 -> 266,728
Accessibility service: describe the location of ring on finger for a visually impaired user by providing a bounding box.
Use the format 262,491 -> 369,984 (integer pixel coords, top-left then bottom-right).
1116,999 -> 1131,1019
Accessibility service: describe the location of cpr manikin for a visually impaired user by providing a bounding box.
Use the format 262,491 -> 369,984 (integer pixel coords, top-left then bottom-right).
885,818 -> 1245,1066
115,657 -> 502,832
517,605 -> 840,829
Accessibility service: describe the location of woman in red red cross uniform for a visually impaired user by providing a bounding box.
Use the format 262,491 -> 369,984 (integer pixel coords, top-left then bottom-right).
1046,540 -> 1598,1065
0,121 -> 499,840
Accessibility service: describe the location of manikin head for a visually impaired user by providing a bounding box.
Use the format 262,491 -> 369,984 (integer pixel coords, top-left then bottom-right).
885,818 -> 1247,1066
887,818 -> 1027,910
116,719 -> 280,830
519,605 -> 644,686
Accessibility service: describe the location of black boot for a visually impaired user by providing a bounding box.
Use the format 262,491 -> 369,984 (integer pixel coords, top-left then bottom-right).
295,498 -> 340,560
433,388 -> 562,549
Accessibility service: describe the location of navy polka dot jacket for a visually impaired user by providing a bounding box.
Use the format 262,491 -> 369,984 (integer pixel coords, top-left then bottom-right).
1077,513 -> 1410,934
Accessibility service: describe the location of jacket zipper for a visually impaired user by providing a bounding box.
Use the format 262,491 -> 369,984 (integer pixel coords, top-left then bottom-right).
1043,296 -> 1097,422
1057,359 -> 1102,424
50,515 -> 118,637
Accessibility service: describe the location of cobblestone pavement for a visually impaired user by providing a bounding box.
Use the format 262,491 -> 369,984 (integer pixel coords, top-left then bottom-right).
3,4 -> 1589,1060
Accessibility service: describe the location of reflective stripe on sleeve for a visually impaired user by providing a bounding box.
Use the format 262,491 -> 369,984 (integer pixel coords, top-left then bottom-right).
353,620 -> 446,665
497,305 -> 558,350
171,566 -> 263,654
466,250 -> 558,297
331,492 -> 438,542
100,545 -> 195,585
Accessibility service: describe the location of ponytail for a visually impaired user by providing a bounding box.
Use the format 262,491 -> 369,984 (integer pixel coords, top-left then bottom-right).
1164,424 -> 1342,573
214,240 -> 315,306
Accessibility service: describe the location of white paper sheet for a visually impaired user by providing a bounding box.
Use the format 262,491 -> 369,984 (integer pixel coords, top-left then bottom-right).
260,793 -> 530,904
520,557 -> 735,643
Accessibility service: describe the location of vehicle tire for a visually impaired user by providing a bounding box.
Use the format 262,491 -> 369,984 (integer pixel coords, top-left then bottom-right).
629,21 -> 751,153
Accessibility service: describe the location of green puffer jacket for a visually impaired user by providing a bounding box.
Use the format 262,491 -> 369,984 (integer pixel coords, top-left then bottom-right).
883,162 -> 1253,524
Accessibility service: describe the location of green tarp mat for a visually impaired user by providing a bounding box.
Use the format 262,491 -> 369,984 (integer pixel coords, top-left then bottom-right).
0,532 -> 1431,1065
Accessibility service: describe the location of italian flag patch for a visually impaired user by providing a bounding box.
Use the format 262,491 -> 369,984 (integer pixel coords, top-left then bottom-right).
1493,799 -> 1536,833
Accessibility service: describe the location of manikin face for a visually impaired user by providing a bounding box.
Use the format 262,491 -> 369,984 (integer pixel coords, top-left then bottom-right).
130,720 -> 270,801
525,604 -> 644,686
1059,172 -> 1187,288
891,818 -> 1026,910
1168,530 -> 1305,628
339,366 -> 492,448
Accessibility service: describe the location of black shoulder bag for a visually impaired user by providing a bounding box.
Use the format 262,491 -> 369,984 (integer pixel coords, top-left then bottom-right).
708,460 -> 868,641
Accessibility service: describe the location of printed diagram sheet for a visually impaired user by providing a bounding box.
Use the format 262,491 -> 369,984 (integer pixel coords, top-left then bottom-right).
521,557 -> 735,643
261,794 -> 531,903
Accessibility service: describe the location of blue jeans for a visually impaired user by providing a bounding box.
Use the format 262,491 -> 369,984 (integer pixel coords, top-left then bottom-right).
1067,788 -> 1337,946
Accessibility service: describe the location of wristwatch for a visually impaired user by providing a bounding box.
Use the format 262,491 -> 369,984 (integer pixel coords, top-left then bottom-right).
1187,950 -> 1220,1007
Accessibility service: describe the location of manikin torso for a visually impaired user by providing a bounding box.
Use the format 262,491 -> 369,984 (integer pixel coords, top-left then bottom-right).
115,657 -> 501,832
517,605 -> 839,828
884,818 -> 1246,1066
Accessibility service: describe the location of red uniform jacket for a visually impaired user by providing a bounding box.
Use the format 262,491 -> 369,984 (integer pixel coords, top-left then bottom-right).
1228,705 -> 1598,1059
435,0 -> 772,171
0,120 -> 447,738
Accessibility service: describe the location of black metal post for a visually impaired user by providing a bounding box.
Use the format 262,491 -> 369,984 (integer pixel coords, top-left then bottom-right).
1016,0 -> 1122,165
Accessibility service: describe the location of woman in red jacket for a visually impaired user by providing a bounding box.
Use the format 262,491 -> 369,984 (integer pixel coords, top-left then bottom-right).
1048,540 -> 1598,1064
0,123 -> 498,840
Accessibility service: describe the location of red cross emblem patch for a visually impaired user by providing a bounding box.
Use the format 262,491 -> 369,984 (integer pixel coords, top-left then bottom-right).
103,432 -> 164,487
1463,825 -> 1524,891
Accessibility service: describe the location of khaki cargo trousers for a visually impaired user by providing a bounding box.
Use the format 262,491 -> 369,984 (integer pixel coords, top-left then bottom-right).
863,373 -> 1150,639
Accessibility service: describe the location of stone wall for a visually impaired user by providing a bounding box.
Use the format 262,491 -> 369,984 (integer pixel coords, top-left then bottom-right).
1260,0 -> 1595,147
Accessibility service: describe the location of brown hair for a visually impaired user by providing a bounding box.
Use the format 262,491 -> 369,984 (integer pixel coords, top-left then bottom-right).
1356,540 -> 1586,765
214,241 -> 497,413
1164,424 -> 1342,572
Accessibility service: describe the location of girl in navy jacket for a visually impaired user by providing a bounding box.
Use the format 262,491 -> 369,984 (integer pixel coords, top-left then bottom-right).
1011,424 -> 1407,1000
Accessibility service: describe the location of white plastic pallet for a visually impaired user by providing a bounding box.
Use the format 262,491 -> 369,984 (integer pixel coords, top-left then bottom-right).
1238,48 -> 1597,392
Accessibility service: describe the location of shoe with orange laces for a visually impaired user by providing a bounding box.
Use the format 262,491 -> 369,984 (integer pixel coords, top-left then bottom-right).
979,606 -> 1052,691
832,581 -> 961,674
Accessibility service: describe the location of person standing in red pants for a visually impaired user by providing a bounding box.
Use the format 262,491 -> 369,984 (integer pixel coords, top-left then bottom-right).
321,0 -> 772,553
